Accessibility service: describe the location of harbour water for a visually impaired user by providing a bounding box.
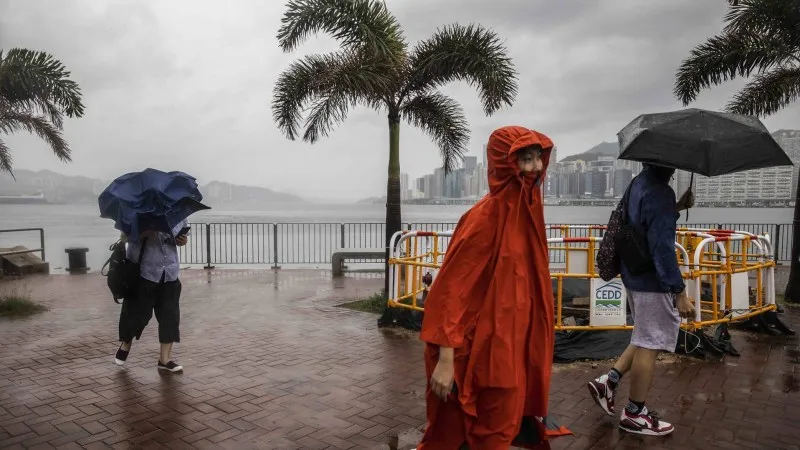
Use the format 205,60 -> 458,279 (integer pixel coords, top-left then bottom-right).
0,203 -> 793,273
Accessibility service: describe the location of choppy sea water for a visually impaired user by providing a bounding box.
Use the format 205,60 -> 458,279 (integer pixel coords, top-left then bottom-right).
0,203 -> 791,273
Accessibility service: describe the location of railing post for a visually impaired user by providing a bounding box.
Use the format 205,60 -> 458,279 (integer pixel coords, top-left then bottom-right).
340,223 -> 345,249
272,223 -> 281,269
774,224 -> 781,262
204,223 -> 214,269
39,228 -> 46,262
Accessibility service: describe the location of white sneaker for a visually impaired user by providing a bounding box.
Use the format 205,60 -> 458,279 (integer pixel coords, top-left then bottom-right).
619,407 -> 674,436
587,374 -> 615,416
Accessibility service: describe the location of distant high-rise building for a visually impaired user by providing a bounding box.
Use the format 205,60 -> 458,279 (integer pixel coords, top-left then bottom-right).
424,174 -> 434,199
774,130 -> 800,198
463,156 -> 477,173
433,168 -> 445,198
614,169 -> 633,197
673,130 -> 800,202
400,172 -> 410,200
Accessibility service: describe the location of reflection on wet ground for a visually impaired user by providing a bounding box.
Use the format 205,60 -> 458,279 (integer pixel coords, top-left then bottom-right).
0,270 -> 797,449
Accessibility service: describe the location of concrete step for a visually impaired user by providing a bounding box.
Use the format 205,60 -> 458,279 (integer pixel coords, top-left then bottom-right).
0,246 -> 50,275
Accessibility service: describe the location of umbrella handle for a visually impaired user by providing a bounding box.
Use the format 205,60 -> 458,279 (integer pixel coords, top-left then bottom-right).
685,173 -> 694,222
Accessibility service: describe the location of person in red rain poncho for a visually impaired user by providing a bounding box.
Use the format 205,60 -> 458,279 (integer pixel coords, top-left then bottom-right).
415,126 -> 572,450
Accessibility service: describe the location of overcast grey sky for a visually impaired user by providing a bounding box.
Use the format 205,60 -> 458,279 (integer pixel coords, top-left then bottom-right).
1,0 -> 798,201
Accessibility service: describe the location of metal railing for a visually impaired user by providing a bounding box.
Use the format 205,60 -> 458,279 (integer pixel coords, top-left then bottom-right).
0,228 -> 45,260
178,222 -> 793,268
0,228 -> 46,276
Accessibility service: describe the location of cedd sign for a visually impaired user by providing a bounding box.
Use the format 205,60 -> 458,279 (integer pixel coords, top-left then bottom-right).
596,287 -> 623,300
590,278 -> 627,327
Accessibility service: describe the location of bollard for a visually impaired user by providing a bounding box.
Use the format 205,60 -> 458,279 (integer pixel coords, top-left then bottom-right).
65,247 -> 89,274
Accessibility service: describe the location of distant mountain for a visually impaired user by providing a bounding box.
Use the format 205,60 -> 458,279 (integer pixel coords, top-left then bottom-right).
560,141 -> 619,163
0,169 -> 107,204
202,181 -> 304,205
0,170 -> 305,205
357,196 -> 385,204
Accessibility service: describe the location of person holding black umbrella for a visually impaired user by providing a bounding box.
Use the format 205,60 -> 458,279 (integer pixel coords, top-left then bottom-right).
587,163 -> 695,436
587,108 -> 792,437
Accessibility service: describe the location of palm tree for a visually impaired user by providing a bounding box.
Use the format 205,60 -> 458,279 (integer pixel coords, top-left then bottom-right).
674,0 -> 800,302
0,48 -> 85,177
272,0 -> 518,316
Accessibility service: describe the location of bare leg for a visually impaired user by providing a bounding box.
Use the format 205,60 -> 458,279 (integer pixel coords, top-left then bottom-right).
159,342 -> 173,364
628,347 -> 658,402
613,344 -> 637,376
120,341 -> 131,351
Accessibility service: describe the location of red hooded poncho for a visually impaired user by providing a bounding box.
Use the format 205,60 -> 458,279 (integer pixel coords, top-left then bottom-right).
416,126 -> 571,449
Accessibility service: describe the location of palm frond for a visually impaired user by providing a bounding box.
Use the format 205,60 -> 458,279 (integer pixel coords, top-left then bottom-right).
272,50 -> 389,142
674,31 -> 797,105
401,93 -> 468,173
0,48 -> 85,127
0,137 -> 11,175
726,66 -> 800,115
277,0 -> 406,60
724,0 -> 800,43
405,24 -> 517,115
0,110 -> 71,163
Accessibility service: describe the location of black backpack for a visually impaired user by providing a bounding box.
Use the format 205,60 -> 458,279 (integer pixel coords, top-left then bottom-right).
101,238 -> 148,304
596,177 -> 654,281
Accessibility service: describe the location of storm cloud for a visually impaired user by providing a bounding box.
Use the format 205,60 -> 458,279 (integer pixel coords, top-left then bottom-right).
1,0 -> 797,200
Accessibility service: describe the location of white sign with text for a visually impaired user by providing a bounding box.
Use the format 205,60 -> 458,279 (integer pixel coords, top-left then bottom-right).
590,278 -> 627,327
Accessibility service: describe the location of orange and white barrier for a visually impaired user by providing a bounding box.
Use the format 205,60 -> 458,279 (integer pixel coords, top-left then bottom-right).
387,227 -> 777,332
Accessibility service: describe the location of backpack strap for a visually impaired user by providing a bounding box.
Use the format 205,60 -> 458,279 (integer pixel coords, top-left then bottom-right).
101,236 -> 150,276
137,237 -> 149,264
619,175 -> 637,226
101,241 -> 119,276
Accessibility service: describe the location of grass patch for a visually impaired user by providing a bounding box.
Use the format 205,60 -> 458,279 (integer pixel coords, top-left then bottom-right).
0,288 -> 48,317
338,290 -> 387,314
776,292 -> 799,308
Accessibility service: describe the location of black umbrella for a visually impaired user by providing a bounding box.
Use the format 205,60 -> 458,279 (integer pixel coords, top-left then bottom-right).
617,108 -> 792,176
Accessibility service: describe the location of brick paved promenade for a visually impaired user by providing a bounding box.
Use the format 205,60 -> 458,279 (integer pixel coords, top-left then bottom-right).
0,270 -> 797,449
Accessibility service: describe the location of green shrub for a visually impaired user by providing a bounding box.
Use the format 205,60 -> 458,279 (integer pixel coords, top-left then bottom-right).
0,288 -> 48,317
338,290 -> 387,314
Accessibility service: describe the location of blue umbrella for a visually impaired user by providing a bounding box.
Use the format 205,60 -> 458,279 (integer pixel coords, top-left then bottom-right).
98,168 -> 210,242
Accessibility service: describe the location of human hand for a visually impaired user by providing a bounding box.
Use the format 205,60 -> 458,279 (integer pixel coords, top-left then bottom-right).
676,291 -> 695,319
431,348 -> 455,401
677,189 -> 695,211
175,235 -> 188,246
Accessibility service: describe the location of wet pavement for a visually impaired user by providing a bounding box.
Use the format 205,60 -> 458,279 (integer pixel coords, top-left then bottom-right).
0,269 -> 798,449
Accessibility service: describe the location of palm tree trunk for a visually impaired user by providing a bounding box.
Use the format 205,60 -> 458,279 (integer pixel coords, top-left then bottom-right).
784,173 -> 800,303
378,111 -> 403,326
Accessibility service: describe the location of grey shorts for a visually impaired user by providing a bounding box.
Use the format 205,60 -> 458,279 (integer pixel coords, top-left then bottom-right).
628,289 -> 681,352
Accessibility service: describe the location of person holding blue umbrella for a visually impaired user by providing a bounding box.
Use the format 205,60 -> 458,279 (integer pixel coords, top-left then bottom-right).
99,168 -> 210,373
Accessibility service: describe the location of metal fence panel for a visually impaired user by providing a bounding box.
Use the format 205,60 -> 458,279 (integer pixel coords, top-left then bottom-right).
176,222 -> 793,266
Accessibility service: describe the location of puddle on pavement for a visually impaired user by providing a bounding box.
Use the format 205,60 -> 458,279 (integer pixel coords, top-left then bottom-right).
384,427 -> 423,450
676,391 -> 727,414
782,373 -> 799,393
786,348 -> 800,364
403,388 -> 425,400
380,327 -> 418,340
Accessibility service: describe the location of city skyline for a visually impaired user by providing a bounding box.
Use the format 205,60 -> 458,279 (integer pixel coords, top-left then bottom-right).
404,129 -> 800,205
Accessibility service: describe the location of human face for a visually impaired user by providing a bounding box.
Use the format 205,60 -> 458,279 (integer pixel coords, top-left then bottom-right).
516,146 -> 543,174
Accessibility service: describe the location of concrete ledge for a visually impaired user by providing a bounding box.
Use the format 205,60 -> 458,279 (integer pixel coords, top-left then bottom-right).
0,246 -> 49,276
332,248 -> 384,276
